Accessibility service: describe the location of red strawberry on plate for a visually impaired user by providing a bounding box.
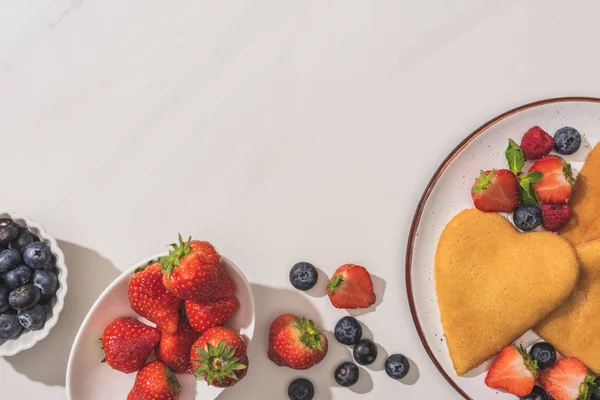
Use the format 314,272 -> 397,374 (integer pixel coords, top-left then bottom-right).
484,345 -> 538,397
155,320 -> 200,374
530,155 -> 574,203
101,317 -> 161,373
268,314 -> 328,370
190,326 -> 248,387
521,126 -> 554,160
160,235 -> 233,302
129,263 -> 181,334
128,361 -> 180,400
538,357 -> 597,400
327,264 -> 376,309
185,296 -> 239,334
471,169 -> 519,213
541,203 -> 573,232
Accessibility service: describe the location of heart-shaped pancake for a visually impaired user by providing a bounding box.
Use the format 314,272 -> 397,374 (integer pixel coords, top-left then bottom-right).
436,208 -> 580,375
536,239 -> 600,373
560,143 -> 600,245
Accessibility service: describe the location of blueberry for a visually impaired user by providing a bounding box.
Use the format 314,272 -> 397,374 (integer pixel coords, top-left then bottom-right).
0,248 -> 22,273
33,269 -> 59,297
334,316 -> 362,345
289,262 -> 318,291
288,378 -> 314,400
353,338 -> 378,365
3,265 -> 33,290
0,312 -> 23,339
0,219 -> 19,245
530,342 -> 556,370
23,241 -> 52,269
8,284 -> 41,310
334,362 -> 359,387
18,304 -> 46,330
0,285 -> 9,313
385,354 -> 410,379
521,385 -> 549,400
513,205 -> 542,232
554,127 -> 581,155
9,228 -> 37,251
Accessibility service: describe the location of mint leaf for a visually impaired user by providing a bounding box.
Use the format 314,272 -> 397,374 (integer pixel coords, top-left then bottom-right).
505,139 -> 525,174
518,172 -> 543,206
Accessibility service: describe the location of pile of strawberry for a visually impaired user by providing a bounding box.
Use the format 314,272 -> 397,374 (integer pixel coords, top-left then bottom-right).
101,236 -> 246,400
485,343 -> 598,400
471,126 -> 579,232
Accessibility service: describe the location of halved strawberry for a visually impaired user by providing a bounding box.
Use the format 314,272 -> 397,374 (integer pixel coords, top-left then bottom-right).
326,264 -> 376,309
529,156 -> 574,203
471,169 -> 519,213
538,357 -> 597,400
484,345 -> 538,397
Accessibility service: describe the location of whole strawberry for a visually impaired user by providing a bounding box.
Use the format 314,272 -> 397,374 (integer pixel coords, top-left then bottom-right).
541,203 -> 572,232
128,361 -> 180,400
129,263 -> 181,333
521,126 -> 554,160
190,326 -> 248,387
160,235 -> 233,302
185,296 -> 239,333
101,317 -> 161,373
471,169 -> 519,213
484,345 -> 538,397
155,320 -> 200,374
327,264 -> 376,309
539,357 -> 597,400
530,156 -> 574,203
268,314 -> 328,370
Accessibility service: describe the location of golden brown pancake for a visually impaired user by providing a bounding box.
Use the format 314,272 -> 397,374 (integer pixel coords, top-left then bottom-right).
536,239 -> 600,374
560,143 -> 600,245
436,209 -> 580,375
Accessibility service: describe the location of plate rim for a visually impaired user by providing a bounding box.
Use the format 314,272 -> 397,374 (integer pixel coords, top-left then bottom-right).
404,96 -> 600,399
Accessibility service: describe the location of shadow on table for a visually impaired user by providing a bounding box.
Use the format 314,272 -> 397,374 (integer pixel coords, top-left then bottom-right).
215,283 -> 375,400
5,240 -> 120,387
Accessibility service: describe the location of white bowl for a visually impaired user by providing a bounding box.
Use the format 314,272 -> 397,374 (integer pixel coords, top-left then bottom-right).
66,253 -> 255,400
0,210 -> 68,356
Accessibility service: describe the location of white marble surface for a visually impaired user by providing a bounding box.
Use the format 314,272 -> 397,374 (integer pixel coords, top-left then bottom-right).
2,1 -> 600,398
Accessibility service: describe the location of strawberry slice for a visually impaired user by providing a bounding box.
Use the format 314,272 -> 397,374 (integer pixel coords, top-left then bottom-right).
538,357 -> 597,400
327,264 -> 376,309
529,156 -> 574,203
471,169 -> 519,213
484,345 -> 538,397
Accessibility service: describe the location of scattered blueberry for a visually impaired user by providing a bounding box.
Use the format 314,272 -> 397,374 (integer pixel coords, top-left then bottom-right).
521,385 -> 549,400
530,342 -> 556,370
513,205 -> 542,232
334,362 -> 359,387
0,248 -> 22,274
8,284 -> 41,310
288,378 -> 314,400
0,219 -> 19,245
385,354 -> 410,379
33,269 -> 59,297
22,241 -> 52,269
289,262 -> 318,291
554,127 -> 581,155
18,305 -> 46,330
591,378 -> 600,400
334,316 -> 363,345
353,338 -> 378,365
0,313 -> 23,339
0,285 -> 9,313
3,265 -> 33,290
9,228 -> 36,251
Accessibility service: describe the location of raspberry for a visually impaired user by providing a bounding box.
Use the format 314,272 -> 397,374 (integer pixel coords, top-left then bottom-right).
540,203 -> 572,232
521,126 -> 554,160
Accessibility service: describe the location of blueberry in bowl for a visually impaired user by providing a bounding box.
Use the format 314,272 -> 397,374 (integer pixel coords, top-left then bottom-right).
0,210 -> 67,357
